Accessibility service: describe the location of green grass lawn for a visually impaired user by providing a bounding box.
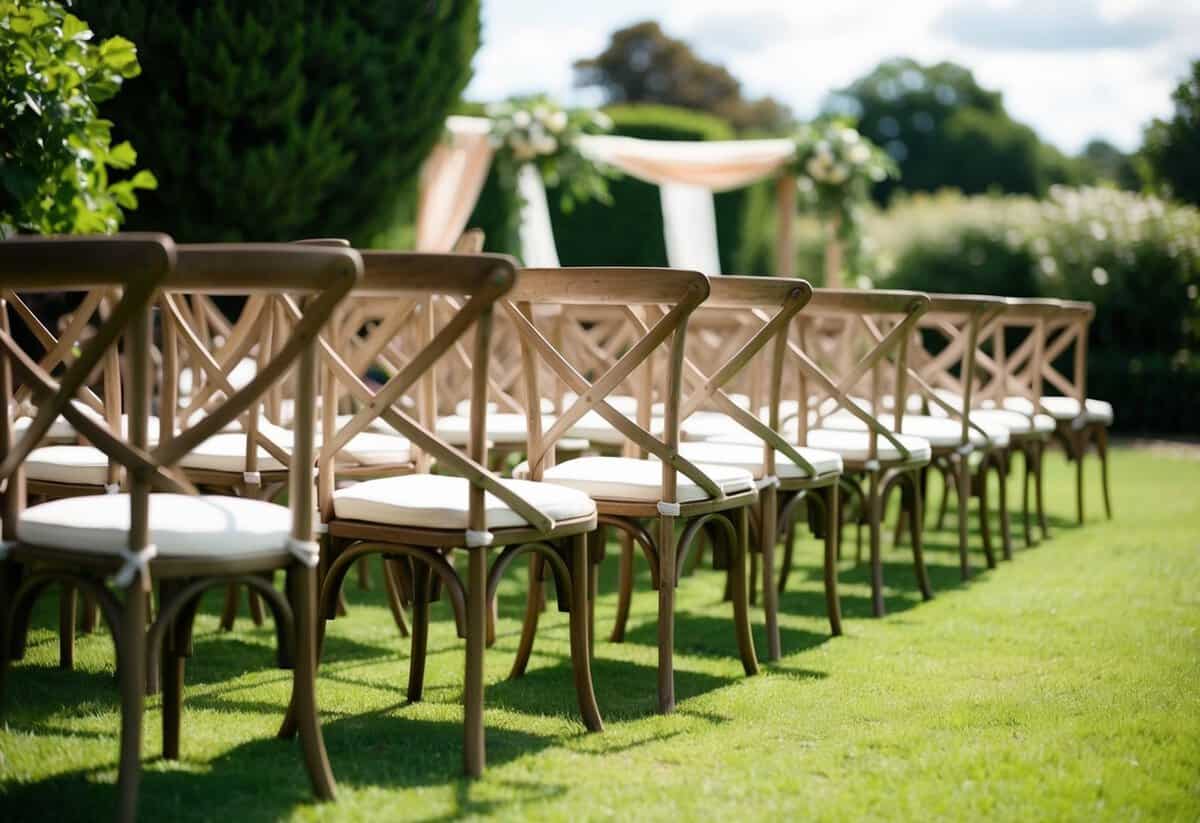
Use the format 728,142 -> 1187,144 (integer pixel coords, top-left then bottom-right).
2,446 -> 1198,821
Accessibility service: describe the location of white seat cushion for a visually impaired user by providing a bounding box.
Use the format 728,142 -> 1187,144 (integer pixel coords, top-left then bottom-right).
179,421 -> 411,473
676,441 -> 842,480
679,411 -> 742,441
971,408 -> 1056,434
559,409 -> 665,447
332,474 -> 595,530
17,493 -> 292,560
437,413 -> 554,446
15,404 -> 160,444
14,414 -> 77,442
515,456 -> 755,504
25,445 -> 112,486
454,398 -> 556,417
1003,395 -> 1113,425
820,412 -> 989,449
562,392 -> 640,416
806,428 -> 932,464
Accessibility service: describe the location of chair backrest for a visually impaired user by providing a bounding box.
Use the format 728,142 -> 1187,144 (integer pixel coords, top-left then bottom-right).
1,238 -> 363,586
788,288 -> 930,462
291,252 -> 579,537
978,298 -> 1092,415
0,235 -> 175,570
504,267 -> 726,507
909,293 -> 1007,447
682,276 -> 816,475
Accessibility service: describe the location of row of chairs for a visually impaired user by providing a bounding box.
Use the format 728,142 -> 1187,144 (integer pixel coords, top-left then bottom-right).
0,234 -> 1112,820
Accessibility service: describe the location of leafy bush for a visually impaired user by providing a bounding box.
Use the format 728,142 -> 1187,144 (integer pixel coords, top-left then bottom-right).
467,102 -> 777,273
0,0 -> 155,236
78,0 -> 480,243
873,187 -> 1200,434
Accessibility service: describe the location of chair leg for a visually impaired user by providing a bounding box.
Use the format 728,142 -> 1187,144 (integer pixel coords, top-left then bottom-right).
1074,429 -> 1086,524
977,461 -> 996,569
1034,441 -> 1049,540
509,554 -> 543,679
907,472 -> 933,601
248,587 -> 265,627
219,583 -> 239,631
610,529 -> 633,643
823,483 -> 843,637
464,549 -> 488,777
58,582 -> 76,670
759,487 -> 781,662
868,471 -> 885,618
1097,424 -> 1112,520
955,456 -> 971,580
731,506 -> 759,676
407,560 -> 431,703
289,564 -> 337,801
161,592 -> 185,761
657,514 -> 677,714
356,556 -> 371,591
748,547 -> 759,606
1021,443 -> 1034,547
382,559 -> 410,638
81,593 -> 98,635
117,581 -> 147,823
587,530 -> 602,659
934,466 -> 951,532
569,533 -> 603,732
778,512 -> 796,595
996,452 -> 1013,561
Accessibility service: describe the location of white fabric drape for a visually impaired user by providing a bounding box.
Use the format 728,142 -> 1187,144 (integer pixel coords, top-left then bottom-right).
415,116 -> 494,252
516,163 -> 561,268
659,183 -> 721,275
578,136 -> 795,192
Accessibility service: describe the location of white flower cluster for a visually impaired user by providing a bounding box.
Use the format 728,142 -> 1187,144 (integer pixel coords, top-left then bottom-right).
802,126 -> 883,186
487,100 -> 611,164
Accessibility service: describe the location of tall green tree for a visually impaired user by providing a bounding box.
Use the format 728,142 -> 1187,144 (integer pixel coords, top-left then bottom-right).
1140,60 -> 1200,205
78,1 -> 480,243
0,0 -> 155,236
826,57 -> 1066,201
574,20 -> 791,134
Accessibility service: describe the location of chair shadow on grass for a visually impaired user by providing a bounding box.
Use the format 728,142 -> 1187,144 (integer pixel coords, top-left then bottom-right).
0,708 -> 568,823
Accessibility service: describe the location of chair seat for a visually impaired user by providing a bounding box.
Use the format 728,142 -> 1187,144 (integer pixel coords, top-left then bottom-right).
14,414 -> 78,442
676,442 -> 843,480
560,409 -> 665,447
178,356 -> 257,397
515,456 -> 756,504
679,411 -> 742,441
437,413 -> 554,446
820,412 -> 995,449
17,493 -> 293,561
970,408 -> 1056,435
561,392 -> 640,416
179,421 -> 411,474
14,406 -> 161,444
25,445 -> 113,486
453,398 -> 556,417
1002,395 -> 1113,425
806,428 -> 932,464
332,474 -> 595,530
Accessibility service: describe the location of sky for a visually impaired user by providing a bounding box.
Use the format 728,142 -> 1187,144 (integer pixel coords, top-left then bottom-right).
466,0 -> 1200,153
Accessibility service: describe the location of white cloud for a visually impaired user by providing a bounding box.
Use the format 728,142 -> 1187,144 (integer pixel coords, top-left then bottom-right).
466,0 -> 1198,152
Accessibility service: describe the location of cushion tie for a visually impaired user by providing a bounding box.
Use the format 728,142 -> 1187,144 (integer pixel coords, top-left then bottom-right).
465,529 -> 494,548
105,483 -> 120,495
112,543 -> 158,588
656,500 -> 681,517
864,459 -> 881,472
286,537 -> 320,567
243,471 -> 262,486
956,443 -> 974,457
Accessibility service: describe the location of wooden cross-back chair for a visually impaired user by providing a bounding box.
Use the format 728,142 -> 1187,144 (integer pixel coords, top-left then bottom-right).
631,276 -> 847,660
773,289 -> 935,619
281,251 -> 602,779
0,236 -> 359,821
505,267 -> 761,715
892,294 -> 1014,575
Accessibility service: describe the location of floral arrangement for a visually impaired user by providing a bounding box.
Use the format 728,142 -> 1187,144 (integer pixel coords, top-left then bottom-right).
792,121 -> 897,238
486,95 -> 615,213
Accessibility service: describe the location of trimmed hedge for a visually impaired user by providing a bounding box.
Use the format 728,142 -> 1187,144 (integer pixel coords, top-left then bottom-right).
79,1 -> 481,244
466,103 -> 776,273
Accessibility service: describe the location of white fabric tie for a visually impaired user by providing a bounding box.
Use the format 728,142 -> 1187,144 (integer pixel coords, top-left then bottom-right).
1071,415 -> 1087,431
864,459 -> 881,472
314,522 -> 328,535
956,444 -> 974,457
465,529 -> 494,548
286,537 -> 320,567
112,543 -> 158,588
657,501 -> 681,517
243,471 -> 262,486
105,483 -> 120,495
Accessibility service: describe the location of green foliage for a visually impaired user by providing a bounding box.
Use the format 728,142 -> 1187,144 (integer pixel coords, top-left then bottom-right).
826,57 -> 1074,202
872,187 -> 1200,433
0,0 -> 155,236
76,0 -> 480,243
1139,60 -> 1200,206
574,20 -> 791,134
